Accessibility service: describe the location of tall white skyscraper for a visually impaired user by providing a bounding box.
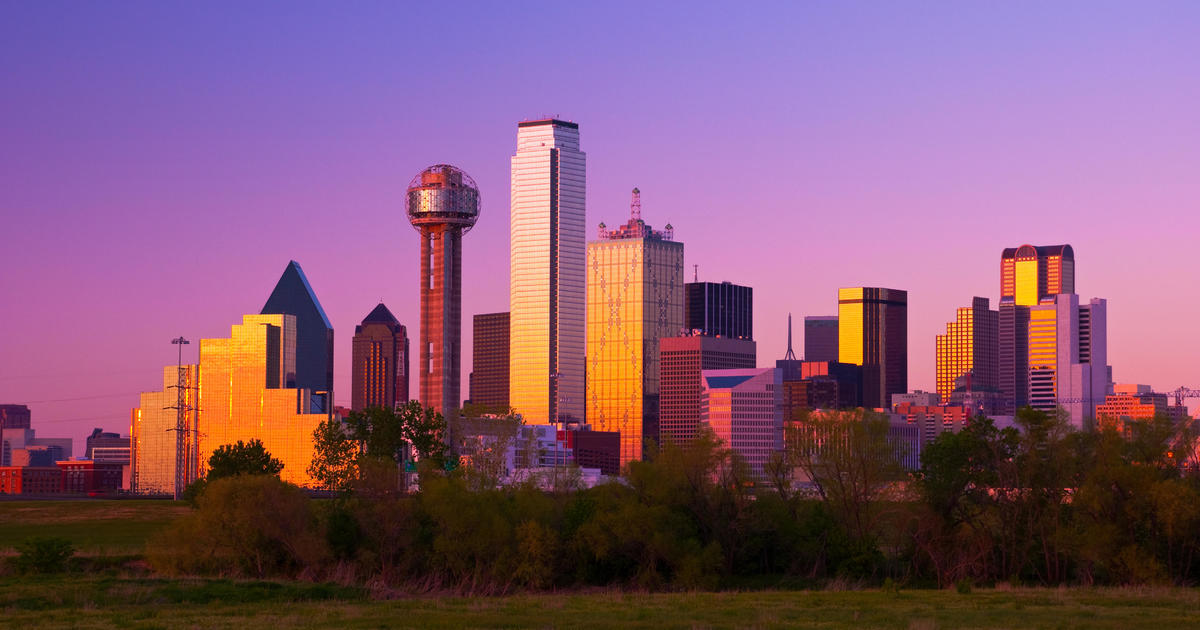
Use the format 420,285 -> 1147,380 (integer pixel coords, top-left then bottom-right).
509,119 -> 586,424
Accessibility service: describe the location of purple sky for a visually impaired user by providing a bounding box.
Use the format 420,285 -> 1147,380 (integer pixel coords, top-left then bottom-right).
3,2 -> 1199,453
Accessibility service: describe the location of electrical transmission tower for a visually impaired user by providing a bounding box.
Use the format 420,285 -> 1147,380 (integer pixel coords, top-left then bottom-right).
166,337 -> 193,501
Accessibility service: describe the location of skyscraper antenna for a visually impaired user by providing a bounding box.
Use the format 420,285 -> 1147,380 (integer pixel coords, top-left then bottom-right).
693,264 -> 698,283
630,187 -> 641,221
784,313 -> 797,361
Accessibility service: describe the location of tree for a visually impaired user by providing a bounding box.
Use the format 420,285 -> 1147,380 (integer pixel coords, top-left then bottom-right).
207,439 -> 284,481
787,408 -> 904,546
308,417 -> 360,492
307,402 -> 449,494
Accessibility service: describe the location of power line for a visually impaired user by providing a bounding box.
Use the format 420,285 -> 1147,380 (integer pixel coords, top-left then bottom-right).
16,392 -> 142,404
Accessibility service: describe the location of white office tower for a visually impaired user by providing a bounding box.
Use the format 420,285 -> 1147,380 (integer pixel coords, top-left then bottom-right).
509,119 -> 586,424
1028,294 -> 1109,429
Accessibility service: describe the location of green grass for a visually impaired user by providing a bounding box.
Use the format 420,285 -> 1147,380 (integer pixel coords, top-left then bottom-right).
1,576 -> 1200,629
0,500 -> 187,554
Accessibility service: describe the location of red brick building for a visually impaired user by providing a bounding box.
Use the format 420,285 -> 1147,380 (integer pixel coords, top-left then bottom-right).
0,466 -> 61,494
58,460 -> 124,494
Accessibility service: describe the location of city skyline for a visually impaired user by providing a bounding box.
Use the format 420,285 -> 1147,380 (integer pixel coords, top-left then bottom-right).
3,3 -> 1200,449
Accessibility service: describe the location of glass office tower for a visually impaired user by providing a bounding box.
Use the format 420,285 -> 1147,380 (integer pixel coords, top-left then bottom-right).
198,313 -> 328,487
509,119 -> 586,424
935,297 -> 998,401
1000,244 -> 1075,306
587,189 -> 683,464
838,287 -> 907,409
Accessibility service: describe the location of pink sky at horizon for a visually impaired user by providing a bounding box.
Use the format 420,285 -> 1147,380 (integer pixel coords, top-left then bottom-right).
2,2 -> 1198,453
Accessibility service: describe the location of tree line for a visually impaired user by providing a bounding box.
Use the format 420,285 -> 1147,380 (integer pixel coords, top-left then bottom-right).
150,404 -> 1200,592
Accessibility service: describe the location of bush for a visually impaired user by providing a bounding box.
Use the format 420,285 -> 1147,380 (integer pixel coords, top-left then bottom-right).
149,475 -> 327,578
13,537 -> 75,574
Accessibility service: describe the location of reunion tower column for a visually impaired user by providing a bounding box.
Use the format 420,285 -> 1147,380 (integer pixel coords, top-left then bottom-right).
406,165 -> 480,422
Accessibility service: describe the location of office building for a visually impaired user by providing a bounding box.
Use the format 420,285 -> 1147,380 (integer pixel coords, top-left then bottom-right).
998,300 -> 1031,414
1027,294 -> 1109,428
470,312 -> 510,411
587,189 -> 684,464
85,428 -> 130,464
351,303 -> 409,411
838,287 -> 907,409
935,297 -> 999,401
2,427 -> 71,468
261,261 -> 334,412
804,316 -> 838,363
510,119 -> 586,425
685,281 -> 753,339
408,165 -> 480,420
701,368 -> 782,478
1095,384 -> 1190,431
660,334 -> 757,445
1000,244 -> 1075,306
59,460 -> 124,494
198,313 -> 330,486
131,365 -> 199,495
0,405 -> 31,430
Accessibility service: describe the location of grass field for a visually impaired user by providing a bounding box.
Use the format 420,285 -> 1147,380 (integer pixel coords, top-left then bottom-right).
0,500 -> 187,554
1,575 -> 1200,629
4,501 -> 1200,628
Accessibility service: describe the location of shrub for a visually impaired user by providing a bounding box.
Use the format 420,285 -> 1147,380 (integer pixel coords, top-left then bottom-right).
13,537 -> 75,574
149,475 -> 327,578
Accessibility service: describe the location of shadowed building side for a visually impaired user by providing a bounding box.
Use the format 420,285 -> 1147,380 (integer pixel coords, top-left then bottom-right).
261,260 -> 334,412
352,303 -> 409,411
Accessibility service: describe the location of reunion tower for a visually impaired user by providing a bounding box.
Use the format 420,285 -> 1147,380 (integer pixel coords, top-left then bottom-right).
406,164 -> 479,421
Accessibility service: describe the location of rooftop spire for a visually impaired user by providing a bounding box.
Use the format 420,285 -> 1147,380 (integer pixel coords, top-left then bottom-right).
784,313 -> 797,361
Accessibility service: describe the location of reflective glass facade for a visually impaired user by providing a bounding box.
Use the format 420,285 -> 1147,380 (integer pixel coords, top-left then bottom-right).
586,229 -> 684,465
261,261 -> 333,410
131,365 -> 199,495
510,120 -> 586,424
684,282 -> 753,339
838,287 -> 907,409
1000,244 -> 1075,306
935,297 -> 998,400
198,314 -> 328,487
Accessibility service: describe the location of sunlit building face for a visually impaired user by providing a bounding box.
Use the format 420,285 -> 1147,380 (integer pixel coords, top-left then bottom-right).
509,120 -> 586,425
935,297 -> 998,400
1000,244 -> 1075,306
586,198 -> 683,465
131,366 -> 199,495
196,314 -> 327,487
837,287 -> 907,409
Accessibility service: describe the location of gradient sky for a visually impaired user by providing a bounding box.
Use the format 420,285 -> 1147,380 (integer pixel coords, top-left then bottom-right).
3,2 -> 1199,454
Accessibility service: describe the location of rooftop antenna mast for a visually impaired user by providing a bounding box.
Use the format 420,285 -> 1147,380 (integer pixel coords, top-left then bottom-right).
693,264 -> 698,283
630,187 -> 641,221
784,313 -> 798,361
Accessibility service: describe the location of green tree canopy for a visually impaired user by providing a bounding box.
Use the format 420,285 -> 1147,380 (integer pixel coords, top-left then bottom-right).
207,439 -> 284,481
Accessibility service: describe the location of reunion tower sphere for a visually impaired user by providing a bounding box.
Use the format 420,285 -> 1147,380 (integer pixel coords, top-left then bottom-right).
405,163 -> 479,422
406,164 -> 480,232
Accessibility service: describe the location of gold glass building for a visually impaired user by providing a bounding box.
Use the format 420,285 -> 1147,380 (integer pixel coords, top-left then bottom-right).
131,365 -> 199,495
510,119 -> 586,425
934,297 -> 998,401
838,287 -> 907,409
586,189 -> 683,465
1000,244 -> 1075,306
197,313 -> 328,487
